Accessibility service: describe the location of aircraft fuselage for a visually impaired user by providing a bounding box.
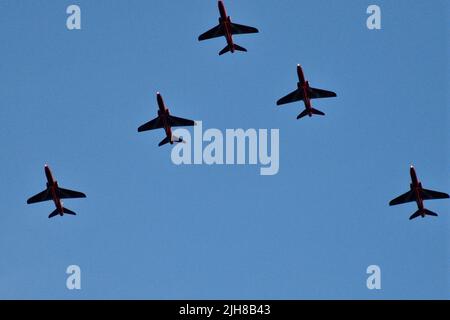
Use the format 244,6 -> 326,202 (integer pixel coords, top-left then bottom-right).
410,166 -> 424,214
45,165 -> 64,215
218,1 -> 234,52
157,93 -> 173,144
296,65 -> 312,115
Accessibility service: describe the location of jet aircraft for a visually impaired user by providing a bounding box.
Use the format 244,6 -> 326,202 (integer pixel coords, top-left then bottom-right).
138,92 -> 195,147
198,0 -> 259,55
27,165 -> 86,218
389,165 -> 449,220
277,65 -> 337,119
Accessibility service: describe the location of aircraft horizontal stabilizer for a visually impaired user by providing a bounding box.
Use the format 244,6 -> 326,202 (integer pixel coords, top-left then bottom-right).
219,44 -> 247,55
158,136 -> 171,147
423,209 -> 438,217
233,44 -> 247,52
297,110 -> 309,119
219,46 -> 230,56
49,209 -> 59,219
63,208 -> 77,215
311,108 -> 325,116
296,108 -> 325,119
172,136 -> 185,144
409,209 -> 438,220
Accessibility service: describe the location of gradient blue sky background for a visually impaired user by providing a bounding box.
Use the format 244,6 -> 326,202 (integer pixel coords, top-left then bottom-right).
0,0 -> 448,299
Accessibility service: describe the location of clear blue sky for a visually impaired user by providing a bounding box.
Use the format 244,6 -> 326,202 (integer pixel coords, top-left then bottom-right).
0,0 -> 448,299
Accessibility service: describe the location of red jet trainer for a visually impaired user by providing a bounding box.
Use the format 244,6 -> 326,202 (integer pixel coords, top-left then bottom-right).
389,165 -> 449,220
198,0 -> 259,55
277,65 -> 337,119
27,165 -> 86,218
138,92 -> 196,147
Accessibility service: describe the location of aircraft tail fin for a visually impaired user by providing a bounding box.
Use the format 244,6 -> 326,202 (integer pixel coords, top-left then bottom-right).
48,209 -> 60,219
63,207 -> 77,215
219,44 -> 247,55
409,208 -> 438,220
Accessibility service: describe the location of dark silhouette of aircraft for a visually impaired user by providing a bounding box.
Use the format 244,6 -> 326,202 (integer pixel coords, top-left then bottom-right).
277,65 -> 337,119
27,165 -> 86,218
389,165 -> 449,220
138,92 -> 195,147
198,0 -> 259,55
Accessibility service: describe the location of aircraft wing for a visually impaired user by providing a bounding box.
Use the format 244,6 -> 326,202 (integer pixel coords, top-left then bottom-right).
168,115 -> 195,127
421,188 -> 450,200
230,23 -> 259,35
277,89 -> 304,106
198,24 -> 224,41
138,117 -> 163,132
27,189 -> 51,204
308,87 -> 337,99
389,190 -> 416,206
58,188 -> 86,199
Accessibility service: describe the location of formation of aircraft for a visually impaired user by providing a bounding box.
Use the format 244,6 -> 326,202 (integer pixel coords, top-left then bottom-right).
26,1 -> 448,221
277,65 -> 337,119
198,0 -> 259,55
389,166 -> 449,220
138,92 -> 196,147
27,165 -> 86,218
